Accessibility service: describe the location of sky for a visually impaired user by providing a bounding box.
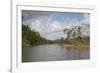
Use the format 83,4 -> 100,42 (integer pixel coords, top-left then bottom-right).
22,10 -> 90,40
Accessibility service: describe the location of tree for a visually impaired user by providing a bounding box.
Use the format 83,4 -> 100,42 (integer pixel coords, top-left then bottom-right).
72,32 -> 76,39
22,24 -> 54,48
64,28 -> 70,40
78,27 -> 81,37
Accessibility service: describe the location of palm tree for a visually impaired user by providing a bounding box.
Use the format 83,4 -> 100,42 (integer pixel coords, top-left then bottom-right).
72,32 -> 76,39
77,26 -> 82,37
63,28 -> 70,40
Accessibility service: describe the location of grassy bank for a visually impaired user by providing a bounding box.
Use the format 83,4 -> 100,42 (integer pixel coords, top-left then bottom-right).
63,44 -> 89,49
62,37 -> 90,49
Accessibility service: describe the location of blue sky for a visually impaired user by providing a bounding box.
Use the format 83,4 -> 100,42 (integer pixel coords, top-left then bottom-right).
51,12 -> 84,22
22,10 -> 90,40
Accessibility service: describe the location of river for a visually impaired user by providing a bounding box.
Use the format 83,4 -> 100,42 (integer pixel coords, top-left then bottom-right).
22,44 -> 90,62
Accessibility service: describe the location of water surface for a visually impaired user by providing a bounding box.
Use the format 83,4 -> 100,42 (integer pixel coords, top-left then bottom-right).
22,44 -> 90,62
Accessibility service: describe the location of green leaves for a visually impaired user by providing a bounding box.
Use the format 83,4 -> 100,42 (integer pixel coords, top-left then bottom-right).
22,24 -> 53,48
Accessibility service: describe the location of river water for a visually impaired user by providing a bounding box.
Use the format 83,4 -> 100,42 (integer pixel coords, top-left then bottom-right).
22,44 -> 90,62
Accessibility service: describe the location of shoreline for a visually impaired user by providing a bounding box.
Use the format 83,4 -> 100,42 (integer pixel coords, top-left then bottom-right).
63,44 -> 90,49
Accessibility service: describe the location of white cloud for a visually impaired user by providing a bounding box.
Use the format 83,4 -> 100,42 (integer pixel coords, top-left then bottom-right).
80,13 -> 90,26
28,15 -> 68,40
29,15 -> 84,40
51,21 -> 62,32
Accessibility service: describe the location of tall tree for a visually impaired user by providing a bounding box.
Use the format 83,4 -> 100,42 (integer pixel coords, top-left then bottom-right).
63,28 -> 70,40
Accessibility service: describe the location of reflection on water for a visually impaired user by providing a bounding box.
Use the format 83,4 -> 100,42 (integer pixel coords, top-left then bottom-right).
22,44 -> 90,62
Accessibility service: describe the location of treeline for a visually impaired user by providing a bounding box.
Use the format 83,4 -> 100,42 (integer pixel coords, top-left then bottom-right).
22,24 -> 53,48
63,26 -> 90,45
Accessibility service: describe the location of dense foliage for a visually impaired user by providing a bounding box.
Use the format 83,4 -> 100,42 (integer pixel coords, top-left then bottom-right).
22,24 -> 53,48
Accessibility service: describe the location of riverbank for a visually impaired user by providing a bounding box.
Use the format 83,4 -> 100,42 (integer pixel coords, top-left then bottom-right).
62,37 -> 90,49
63,44 -> 89,49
